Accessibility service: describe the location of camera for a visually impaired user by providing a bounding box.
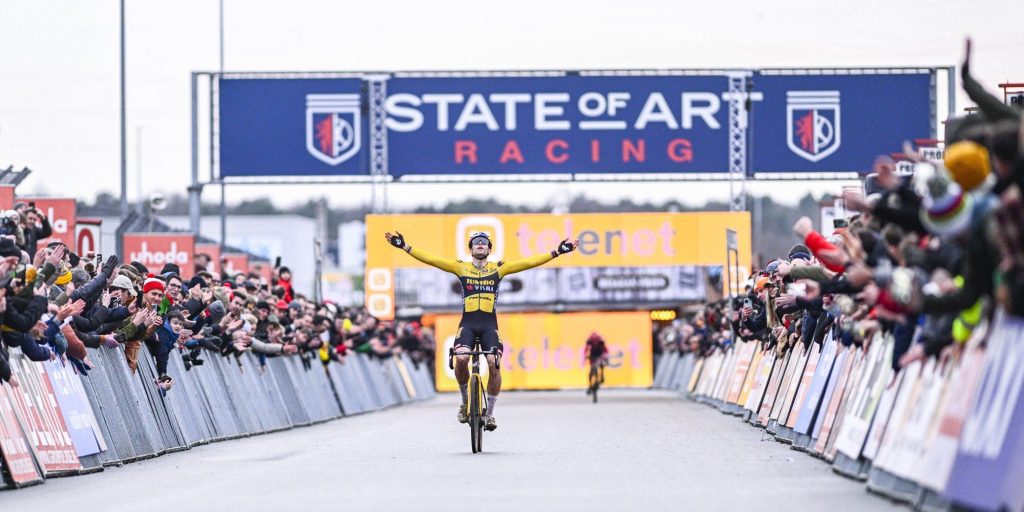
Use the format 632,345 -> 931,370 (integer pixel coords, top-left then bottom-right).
0,216 -> 18,236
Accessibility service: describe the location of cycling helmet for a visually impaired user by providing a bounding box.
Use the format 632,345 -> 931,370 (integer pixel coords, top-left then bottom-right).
467,232 -> 492,249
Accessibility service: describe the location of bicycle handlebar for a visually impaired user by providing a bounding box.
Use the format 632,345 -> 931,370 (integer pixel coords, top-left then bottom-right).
448,347 -> 501,370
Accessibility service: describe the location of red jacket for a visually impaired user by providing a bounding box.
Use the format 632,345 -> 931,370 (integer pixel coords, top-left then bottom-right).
279,278 -> 294,303
804,231 -> 846,273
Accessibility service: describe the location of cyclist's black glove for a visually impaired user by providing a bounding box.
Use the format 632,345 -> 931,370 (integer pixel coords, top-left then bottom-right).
557,239 -> 575,255
389,232 -> 406,249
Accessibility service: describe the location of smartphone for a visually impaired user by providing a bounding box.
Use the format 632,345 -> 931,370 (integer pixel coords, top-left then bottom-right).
274,256 -> 282,269
833,218 -> 849,229
743,298 -> 752,309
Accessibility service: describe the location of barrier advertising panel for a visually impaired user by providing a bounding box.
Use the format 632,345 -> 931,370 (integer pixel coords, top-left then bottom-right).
8,355 -> 82,474
43,359 -> 105,457
0,386 -> 42,485
944,315 -> 1024,510
434,311 -> 652,391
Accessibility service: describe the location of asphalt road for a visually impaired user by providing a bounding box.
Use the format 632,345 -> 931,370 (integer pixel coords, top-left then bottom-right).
2,390 -> 900,511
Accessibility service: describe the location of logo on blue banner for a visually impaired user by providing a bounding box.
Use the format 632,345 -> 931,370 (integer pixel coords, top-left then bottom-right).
306,94 -> 361,166
786,91 -> 841,162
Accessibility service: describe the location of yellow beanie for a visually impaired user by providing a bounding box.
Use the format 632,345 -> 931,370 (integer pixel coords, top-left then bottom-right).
944,141 -> 990,192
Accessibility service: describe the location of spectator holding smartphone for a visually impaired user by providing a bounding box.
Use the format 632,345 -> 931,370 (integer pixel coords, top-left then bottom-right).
22,204 -> 52,260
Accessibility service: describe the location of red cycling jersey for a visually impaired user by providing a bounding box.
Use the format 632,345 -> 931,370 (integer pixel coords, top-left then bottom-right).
585,335 -> 607,360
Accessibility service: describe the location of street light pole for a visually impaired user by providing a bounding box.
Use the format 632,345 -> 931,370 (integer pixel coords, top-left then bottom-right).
119,0 -> 128,220
219,0 -> 228,251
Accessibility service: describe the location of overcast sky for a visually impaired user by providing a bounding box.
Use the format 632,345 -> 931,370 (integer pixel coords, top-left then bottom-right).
1,0 -> 1022,210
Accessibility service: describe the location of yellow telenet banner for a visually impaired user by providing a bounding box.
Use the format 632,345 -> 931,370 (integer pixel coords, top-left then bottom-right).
367,211 -> 750,269
365,212 -> 750,319
433,311 -> 653,391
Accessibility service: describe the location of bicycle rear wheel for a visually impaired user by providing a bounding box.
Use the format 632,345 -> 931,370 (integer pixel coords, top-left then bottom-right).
469,374 -> 481,453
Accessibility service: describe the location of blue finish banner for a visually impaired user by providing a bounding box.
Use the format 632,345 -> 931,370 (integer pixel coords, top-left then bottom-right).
750,72 -> 932,173
214,72 -> 934,177
384,76 -> 732,175
219,78 -> 368,177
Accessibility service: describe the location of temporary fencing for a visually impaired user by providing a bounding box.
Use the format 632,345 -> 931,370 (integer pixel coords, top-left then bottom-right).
0,347 -> 435,489
654,311 -> 1024,512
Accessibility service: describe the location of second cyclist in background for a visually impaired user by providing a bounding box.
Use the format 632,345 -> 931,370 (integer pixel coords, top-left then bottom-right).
584,332 -> 608,394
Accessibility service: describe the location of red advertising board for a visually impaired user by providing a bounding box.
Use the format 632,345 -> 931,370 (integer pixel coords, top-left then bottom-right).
195,243 -> 221,275
24,197 -> 77,250
75,218 -> 101,256
221,253 -> 249,277
0,186 -> 14,211
123,233 -> 196,279
251,260 -> 275,285
0,386 -> 42,485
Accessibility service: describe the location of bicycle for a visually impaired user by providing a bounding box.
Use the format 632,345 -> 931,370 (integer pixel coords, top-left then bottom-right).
449,343 -> 498,453
587,359 -> 604,403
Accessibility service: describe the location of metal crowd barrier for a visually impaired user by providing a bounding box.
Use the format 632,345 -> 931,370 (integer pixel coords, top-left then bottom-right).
0,345 -> 437,489
677,311 -> 1024,512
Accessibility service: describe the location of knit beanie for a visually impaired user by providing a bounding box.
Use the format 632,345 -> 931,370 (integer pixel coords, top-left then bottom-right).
915,162 -> 974,236
143,275 -> 166,295
944,141 -> 991,192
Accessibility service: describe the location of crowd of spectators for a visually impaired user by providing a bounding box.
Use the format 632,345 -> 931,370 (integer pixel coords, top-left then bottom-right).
659,40 -> 1024,374
0,235 -> 436,393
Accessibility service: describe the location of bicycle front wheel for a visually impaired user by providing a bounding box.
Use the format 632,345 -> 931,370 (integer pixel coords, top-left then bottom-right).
469,374 -> 481,453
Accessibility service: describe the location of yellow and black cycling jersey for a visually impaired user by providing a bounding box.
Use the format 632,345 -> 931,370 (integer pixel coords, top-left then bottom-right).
407,246 -> 555,326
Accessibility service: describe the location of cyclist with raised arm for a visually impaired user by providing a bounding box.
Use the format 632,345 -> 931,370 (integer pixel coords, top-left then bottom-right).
384,230 -> 579,431
584,331 -> 609,393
